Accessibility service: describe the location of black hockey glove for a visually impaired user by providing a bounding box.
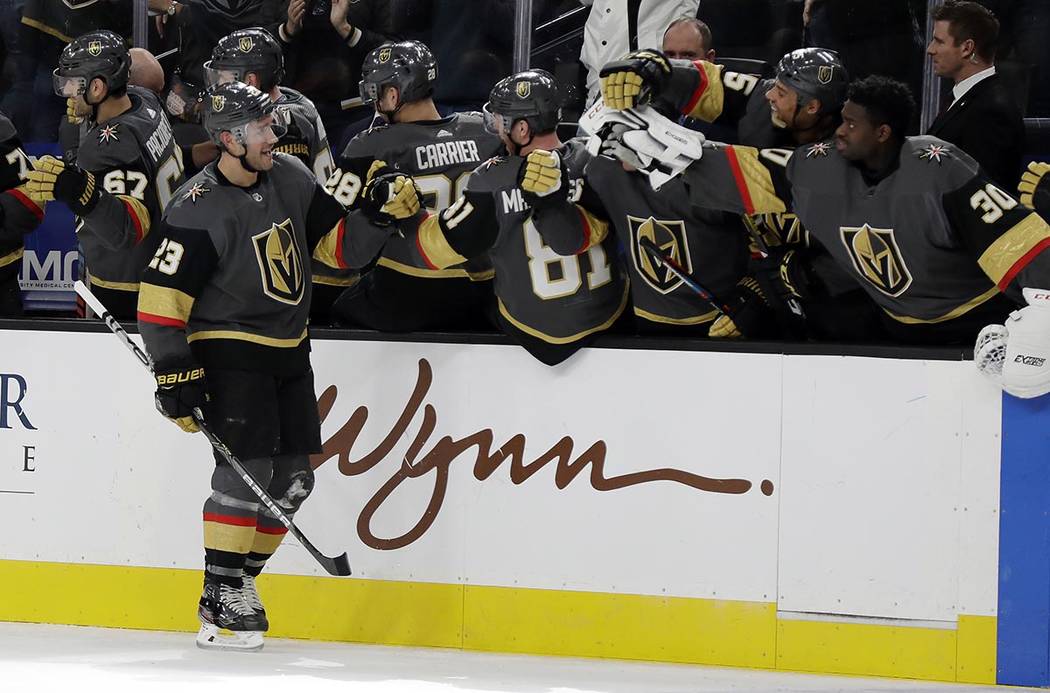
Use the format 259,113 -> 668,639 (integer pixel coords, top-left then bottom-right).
708,277 -> 777,339
25,155 -> 100,216
599,49 -> 673,110
359,160 -> 423,228
154,365 -> 206,434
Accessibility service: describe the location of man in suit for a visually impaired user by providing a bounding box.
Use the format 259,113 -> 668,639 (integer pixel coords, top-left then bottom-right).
926,1 -> 1025,189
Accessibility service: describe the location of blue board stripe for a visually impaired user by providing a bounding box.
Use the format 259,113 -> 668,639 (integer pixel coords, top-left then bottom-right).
998,394 -> 1050,686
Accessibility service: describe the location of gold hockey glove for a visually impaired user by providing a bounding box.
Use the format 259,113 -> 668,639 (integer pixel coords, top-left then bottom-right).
519,149 -> 565,197
26,155 -> 100,215
599,49 -> 672,110
1018,161 -> 1050,212
360,160 -> 422,227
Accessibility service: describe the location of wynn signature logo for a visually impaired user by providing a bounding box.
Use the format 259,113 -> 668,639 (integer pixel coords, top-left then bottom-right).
310,359 -> 773,551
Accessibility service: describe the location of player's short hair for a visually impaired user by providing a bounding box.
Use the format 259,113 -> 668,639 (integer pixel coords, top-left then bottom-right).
847,76 -> 915,140
663,17 -> 714,54
932,1 -> 1000,62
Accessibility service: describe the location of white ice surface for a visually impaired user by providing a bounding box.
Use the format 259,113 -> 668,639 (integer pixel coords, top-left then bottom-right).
0,622 -> 1031,692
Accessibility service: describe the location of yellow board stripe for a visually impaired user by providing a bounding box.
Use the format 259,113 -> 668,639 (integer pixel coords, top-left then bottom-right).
978,212 -> 1050,287
187,326 -> 308,348
138,283 -> 194,324
0,559 -> 996,684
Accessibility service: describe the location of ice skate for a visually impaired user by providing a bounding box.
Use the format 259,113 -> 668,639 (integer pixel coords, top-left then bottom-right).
240,574 -> 269,631
196,580 -> 266,651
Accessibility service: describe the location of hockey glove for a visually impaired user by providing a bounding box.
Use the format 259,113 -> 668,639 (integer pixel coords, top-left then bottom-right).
359,160 -> 422,228
599,49 -> 672,110
65,97 -> 84,125
1018,161 -> 1050,215
591,106 -> 704,191
154,365 -> 207,433
975,287 -> 1050,399
708,277 -> 775,339
518,149 -> 569,209
25,155 -> 100,215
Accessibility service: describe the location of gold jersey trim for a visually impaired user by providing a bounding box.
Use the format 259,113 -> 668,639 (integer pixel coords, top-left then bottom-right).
187,326 -> 309,348
377,256 -> 478,279
417,215 -> 468,269
978,213 -> 1050,286
882,286 -> 999,324
0,247 -> 23,270
634,306 -> 719,326
685,60 -> 727,123
728,147 -> 788,216
138,283 -> 194,323
313,274 -> 360,288
116,194 -> 151,240
88,274 -> 139,292
497,282 -> 629,345
576,204 -> 610,250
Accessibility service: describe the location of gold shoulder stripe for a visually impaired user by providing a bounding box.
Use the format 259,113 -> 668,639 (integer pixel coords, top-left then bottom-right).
977,213 -> 1050,290
187,327 -> 309,348
882,287 -> 999,324
138,283 -> 194,324
116,194 -> 152,242
685,60 -> 726,123
417,214 -> 467,270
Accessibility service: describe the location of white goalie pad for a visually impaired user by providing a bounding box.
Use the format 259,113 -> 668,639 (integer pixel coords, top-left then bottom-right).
582,103 -> 705,191
975,288 -> 1050,399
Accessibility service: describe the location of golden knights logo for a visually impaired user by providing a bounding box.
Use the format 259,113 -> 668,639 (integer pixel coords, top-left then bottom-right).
87,40 -> 103,57
516,81 -> 531,98
378,47 -> 392,63
818,65 -> 834,85
238,37 -> 254,53
840,224 -> 912,297
252,219 -> 305,305
628,215 -> 692,294
211,94 -> 226,112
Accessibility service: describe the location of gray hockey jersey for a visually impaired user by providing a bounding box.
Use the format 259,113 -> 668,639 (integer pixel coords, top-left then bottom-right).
682,136 -> 1050,324
0,113 -> 43,284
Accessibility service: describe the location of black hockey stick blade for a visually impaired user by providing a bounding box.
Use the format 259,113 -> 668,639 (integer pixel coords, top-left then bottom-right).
639,237 -> 734,317
74,280 -> 352,577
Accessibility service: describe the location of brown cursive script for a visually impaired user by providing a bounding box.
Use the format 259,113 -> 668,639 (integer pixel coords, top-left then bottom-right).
310,359 -> 769,551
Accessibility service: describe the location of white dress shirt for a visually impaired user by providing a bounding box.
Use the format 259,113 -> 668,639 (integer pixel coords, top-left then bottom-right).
580,0 -> 700,103
951,65 -> 996,106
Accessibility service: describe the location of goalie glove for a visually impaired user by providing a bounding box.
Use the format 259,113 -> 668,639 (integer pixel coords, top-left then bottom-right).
599,49 -> 673,110
359,160 -> 423,228
154,365 -> 207,433
25,155 -> 100,215
586,105 -> 704,191
975,287 -> 1050,399
1018,161 -> 1050,215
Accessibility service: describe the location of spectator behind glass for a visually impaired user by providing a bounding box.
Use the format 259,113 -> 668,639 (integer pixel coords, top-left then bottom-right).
580,0 -> 699,105
279,0 -> 397,151
662,15 -> 715,61
926,1 -> 1025,189
803,0 -> 923,113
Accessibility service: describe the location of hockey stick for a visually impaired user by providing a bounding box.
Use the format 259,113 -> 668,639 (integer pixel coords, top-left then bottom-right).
74,280 -> 352,577
638,237 -> 735,317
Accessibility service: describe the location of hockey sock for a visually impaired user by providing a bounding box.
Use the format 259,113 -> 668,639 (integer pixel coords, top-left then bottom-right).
243,455 -> 314,578
203,458 -> 274,588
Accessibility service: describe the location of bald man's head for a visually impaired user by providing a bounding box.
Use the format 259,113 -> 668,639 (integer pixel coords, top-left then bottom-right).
663,17 -> 715,61
129,48 -> 165,94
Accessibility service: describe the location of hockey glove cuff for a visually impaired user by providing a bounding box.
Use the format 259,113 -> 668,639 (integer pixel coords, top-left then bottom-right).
154,365 -> 207,433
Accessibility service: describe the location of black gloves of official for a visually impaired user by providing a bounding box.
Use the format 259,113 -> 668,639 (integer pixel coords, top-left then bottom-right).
599,49 -> 673,110
358,160 -> 422,228
155,365 -> 207,434
25,155 -> 101,216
